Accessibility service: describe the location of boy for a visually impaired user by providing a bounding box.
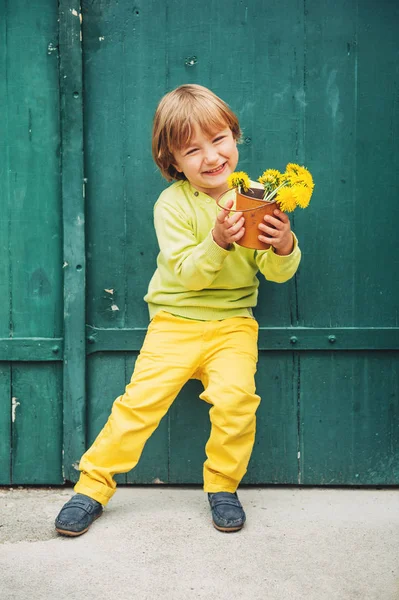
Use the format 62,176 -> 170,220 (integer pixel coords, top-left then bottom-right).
55,84 -> 301,536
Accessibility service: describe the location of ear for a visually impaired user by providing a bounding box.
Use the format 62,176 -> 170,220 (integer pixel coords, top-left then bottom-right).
172,161 -> 183,174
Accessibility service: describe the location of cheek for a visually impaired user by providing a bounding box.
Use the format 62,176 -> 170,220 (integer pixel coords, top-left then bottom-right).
230,143 -> 239,163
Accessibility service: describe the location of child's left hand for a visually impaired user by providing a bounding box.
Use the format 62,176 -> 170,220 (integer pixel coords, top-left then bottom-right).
258,209 -> 294,255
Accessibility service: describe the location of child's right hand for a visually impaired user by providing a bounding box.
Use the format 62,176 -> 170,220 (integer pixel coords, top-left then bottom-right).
212,199 -> 245,250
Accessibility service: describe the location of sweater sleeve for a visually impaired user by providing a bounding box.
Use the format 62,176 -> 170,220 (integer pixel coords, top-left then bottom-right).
154,201 -> 233,291
255,233 -> 301,283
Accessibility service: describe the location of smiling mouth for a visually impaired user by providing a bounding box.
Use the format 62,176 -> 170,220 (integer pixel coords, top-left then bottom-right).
203,163 -> 226,175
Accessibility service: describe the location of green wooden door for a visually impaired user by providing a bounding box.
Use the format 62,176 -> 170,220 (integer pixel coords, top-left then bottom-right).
81,0 -> 399,486
1,0 -> 398,485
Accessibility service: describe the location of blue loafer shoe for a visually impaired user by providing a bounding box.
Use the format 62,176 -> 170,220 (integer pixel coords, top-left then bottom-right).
208,492 -> 246,532
55,493 -> 103,537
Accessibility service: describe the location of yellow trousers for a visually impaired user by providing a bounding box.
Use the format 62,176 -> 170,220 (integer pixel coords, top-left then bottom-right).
75,311 -> 260,505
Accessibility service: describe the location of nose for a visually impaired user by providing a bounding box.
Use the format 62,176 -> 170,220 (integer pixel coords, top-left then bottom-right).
203,143 -> 219,165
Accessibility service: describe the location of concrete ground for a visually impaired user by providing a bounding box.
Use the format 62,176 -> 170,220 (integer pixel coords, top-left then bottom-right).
0,486 -> 398,600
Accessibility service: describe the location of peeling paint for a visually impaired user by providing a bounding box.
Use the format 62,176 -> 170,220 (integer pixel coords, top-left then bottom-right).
152,478 -> 165,484
104,289 -> 114,294
63,261 -> 69,268
111,304 -> 119,311
71,9 -> 78,16
72,462 -> 80,471
99,36 -> 105,41
47,42 -> 57,55
11,397 -> 20,423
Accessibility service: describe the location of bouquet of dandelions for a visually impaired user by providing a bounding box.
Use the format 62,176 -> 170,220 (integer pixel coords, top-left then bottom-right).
227,163 -> 314,212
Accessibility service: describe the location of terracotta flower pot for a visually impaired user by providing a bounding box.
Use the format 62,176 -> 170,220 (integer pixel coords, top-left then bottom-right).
217,187 -> 278,250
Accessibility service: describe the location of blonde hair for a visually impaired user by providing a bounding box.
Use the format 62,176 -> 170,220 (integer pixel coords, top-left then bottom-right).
152,84 -> 241,181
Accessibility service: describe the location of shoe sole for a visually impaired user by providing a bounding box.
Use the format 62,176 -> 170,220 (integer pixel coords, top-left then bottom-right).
55,512 -> 102,537
212,520 -> 244,533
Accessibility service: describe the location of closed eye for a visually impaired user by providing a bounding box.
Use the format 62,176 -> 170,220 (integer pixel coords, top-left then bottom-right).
185,147 -> 198,156
213,135 -> 226,143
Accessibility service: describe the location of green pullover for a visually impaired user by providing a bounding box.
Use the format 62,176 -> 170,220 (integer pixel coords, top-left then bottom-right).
144,180 -> 301,321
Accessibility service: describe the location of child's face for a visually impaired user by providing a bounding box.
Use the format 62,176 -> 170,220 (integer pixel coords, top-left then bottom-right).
172,124 -> 239,200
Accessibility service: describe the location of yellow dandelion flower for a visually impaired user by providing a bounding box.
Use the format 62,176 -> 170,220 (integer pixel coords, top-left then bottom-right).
227,171 -> 251,192
285,163 -> 300,174
281,172 -> 295,187
258,169 -> 282,193
276,186 -> 297,212
293,184 -> 312,208
285,164 -> 314,189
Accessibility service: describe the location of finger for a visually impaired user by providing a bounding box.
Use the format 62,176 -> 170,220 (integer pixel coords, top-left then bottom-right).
217,208 -> 231,223
233,227 -> 245,241
226,217 -> 245,236
226,211 -> 244,228
228,226 -> 245,243
258,234 -> 274,245
273,209 -> 289,223
217,199 -> 234,223
259,223 -> 280,237
263,215 -> 284,229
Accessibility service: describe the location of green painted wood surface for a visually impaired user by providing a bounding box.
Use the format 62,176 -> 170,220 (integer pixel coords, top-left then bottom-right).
11,364 -> 63,484
300,353 -> 399,484
87,354 -> 169,484
0,365 -> 11,484
0,338 -> 63,361
59,0 -> 87,481
296,0 -> 399,328
1,1 -> 63,484
168,355 -> 299,484
295,0 -> 399,483
85,326 -> 399,353
1,0 -> 398,485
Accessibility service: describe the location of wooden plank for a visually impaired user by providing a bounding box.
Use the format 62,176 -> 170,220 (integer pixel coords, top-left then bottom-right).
0,365 -> 11,484
296,0 -> 399,485
86,353 -> 127,485
85,327 -> 399,353
168,380 -> 210,484
125,352 -> 169,485
246,353 -> 299,483
296,0 -> 359,327
5,1 -> 62,339
298,0 -> 399,328
0,0 -> 10,337
0,0 -> 11,477
0,338 -> 63,361
87,353 -> 169,485
59,0 -> 87,481
300,352 -> 399,484
81,0 -> 165,332
11,363 -> 63,484
352,0 -> 399,325
168,355 -> 299,484
81,0 -> 170,483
